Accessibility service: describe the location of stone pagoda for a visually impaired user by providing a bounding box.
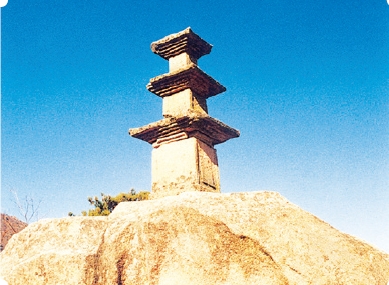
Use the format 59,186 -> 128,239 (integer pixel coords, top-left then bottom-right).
130,27 -> 239,199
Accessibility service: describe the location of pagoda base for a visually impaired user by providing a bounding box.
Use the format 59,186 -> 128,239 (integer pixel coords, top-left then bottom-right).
150,136 -> 220,199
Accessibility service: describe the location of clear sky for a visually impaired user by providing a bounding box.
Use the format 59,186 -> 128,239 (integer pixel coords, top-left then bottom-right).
1,1 -> 388,253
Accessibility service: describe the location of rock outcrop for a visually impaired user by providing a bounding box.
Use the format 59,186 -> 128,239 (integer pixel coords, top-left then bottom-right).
1,191 -> 388,284
0,214 -> 27,251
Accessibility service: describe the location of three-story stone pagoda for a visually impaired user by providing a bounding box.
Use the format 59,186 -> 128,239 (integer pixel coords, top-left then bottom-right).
130,27 -> 239,199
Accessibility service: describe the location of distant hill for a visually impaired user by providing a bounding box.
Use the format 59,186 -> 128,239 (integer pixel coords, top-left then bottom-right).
1,214 -> 27,251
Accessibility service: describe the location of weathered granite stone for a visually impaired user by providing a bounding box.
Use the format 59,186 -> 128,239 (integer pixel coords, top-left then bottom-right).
150,137 -> 221,197
150,27 -> 212,61
130,28 -> 239,199
1,191 -> 388,284
129,112 -> 240,147
0,217 -> 107,285
146,63 -> 226,98
161,89 -> 209,118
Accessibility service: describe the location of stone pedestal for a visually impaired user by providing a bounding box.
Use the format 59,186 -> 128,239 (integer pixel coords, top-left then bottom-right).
130,28 -> 239,199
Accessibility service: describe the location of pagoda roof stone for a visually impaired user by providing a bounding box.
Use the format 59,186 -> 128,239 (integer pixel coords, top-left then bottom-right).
129,112 -> 240,146
151,27 -> 212,60
147,63 -> 226,98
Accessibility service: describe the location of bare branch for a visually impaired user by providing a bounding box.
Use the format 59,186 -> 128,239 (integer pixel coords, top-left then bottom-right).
9,189 -> 43,224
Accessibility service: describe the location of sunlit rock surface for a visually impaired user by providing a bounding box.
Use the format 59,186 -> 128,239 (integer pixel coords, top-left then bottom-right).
1,191 -> 388,284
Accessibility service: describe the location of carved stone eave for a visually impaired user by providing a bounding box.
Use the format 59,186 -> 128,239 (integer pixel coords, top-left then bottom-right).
151,27 -> 212,60
129,113 -> 240,146
146,64 -> 226,98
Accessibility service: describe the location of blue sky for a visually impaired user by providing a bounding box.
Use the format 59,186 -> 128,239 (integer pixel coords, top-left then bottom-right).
1,1 -> 388,252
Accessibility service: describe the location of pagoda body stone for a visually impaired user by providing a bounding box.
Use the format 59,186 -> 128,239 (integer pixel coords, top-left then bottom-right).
130,28 -> 239,199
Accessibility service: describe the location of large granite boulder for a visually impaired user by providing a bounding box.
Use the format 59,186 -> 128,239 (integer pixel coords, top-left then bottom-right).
1,191 -> 388,284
